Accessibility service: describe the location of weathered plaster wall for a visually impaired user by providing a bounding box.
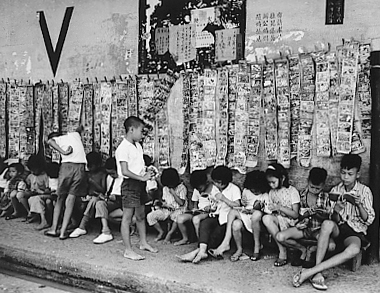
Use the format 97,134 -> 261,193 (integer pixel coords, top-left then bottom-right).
245,0 -> 380,60
0,0 -> 138,81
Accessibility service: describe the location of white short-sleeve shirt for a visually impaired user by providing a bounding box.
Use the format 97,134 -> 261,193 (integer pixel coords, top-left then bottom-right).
53,132 -> 87,164
115,138 -> 145,179
106,174 -> 122,196
191,184 -> 219,210
217,183 -> 242,225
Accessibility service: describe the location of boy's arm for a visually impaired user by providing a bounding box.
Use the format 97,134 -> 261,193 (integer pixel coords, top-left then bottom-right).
119,161 -> 151,181
47,138 -> 72,155
75,125 -> 84,134
169,186 -> 186,206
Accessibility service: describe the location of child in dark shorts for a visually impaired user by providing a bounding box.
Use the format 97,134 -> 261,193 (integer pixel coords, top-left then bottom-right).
292,154 -> 375,290
44,126 -> 87,240
115,116 -> 157,260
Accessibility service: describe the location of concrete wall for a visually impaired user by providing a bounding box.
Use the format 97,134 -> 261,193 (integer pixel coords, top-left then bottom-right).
245,0 -> 380,60
0,0 -> 139,81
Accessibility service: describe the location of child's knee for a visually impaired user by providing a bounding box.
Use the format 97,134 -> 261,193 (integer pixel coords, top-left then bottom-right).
16,192 -> 25,200
275,231 -> 286,243
10,190 -> 17,199
232,219 -> 243,231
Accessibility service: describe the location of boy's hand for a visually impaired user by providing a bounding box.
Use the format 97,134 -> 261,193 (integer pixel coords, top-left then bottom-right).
63,146 -> 73,155
141,173 -> 151,181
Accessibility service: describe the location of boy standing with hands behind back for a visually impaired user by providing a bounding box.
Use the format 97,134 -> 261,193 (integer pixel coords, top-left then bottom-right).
116,116 -> 158,260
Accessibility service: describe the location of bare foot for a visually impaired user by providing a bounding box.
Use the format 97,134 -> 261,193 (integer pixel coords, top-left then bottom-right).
174,239 -> 190,246
192,250 -> 208,264
154,233 -> 164,242
36,222 -> 50,231
176,248 -> 199,262
123,250 -> 145,261
139,243 -> 158,253
213,244 -> 230,256
162,239 -> 171,245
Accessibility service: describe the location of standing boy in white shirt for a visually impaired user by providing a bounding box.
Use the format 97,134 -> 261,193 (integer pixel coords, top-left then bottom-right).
115,116 -> 157,260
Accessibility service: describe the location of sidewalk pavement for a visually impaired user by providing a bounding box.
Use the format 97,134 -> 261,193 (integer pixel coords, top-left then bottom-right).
0,218 -> 379,293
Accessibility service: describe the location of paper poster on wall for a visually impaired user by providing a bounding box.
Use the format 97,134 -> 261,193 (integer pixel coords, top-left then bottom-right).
227,65 -> 238,166
69,81 -> 83,132
83,84 -> 94,155
169,24 -> 196,65
215,28 -> 240,62
155,27 -> 169,55
93,83 -> 101,153
8,84 -> 20,159
191,7 -> 220,48
157,107 -> 171,170
179,74 -> 191,174
58,83 -> 69,134
99,82 -> 112,159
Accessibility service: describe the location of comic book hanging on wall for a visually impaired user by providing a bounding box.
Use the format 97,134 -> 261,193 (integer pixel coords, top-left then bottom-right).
0,83 -> 7,158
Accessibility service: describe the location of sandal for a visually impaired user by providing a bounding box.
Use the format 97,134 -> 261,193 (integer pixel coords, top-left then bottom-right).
250,253 -> 260,261
310,277 -> 328,290
274,258 -> 288,267
292,270 -> 303,288
208,249 -> 223,260
230,253 -> 242,262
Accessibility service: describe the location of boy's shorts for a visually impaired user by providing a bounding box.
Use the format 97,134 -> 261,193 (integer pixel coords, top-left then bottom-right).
57,163 -> 87,197
337,223 -> 369,249
121,178 -> 149,208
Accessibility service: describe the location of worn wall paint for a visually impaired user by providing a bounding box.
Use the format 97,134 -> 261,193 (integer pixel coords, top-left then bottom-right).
0,0 -> 138,80
245,0 -> 380,60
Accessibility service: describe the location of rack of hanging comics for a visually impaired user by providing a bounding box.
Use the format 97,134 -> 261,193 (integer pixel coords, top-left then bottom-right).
0,39 -> 372,174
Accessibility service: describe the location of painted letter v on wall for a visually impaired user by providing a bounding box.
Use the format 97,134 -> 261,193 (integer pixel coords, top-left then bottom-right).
37,7 -> 74,77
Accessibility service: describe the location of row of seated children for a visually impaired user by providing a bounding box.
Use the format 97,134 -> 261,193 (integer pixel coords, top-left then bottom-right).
174,155 -> 374,291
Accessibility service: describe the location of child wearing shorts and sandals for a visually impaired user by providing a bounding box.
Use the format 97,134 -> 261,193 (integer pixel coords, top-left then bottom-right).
115,116 -> 157,260
44,126 -> 87,240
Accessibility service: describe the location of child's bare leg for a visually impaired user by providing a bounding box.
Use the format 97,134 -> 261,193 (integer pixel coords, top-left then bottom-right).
212,209 -> 241,256
17,192 -> 30,215
153,223 -> 165,241
10,190 -> 21,217
59,194 -> 76,238
36,212 -> 49,230
230,219 -> 244,258
251,211 -> 263,254
163,221 -> 178,244
121,207 -> 144,260
192,213 -> 208,239
174,213 -> 192,245
46,195 -> 65,235
136,205 -> 158,253
176,248 -> 199,262
262,215 -> 286,260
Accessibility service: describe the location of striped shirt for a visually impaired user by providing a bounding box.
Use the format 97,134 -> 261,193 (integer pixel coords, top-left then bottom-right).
162,183 -> 188,211
330,181 -> 375,235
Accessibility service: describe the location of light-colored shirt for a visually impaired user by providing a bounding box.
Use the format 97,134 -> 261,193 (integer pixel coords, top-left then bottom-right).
26,173 -> 49,192
217,183 -> 242,225
49,178 -> 58,192
242,188 -> 269,208
115,138 -> 145,179
0,168 -> 8,189
191,184 -> 219,210
330,181 -> 375,235
162,183 -> 188,211
106,174 -> 122,196
53,132 -> 87,164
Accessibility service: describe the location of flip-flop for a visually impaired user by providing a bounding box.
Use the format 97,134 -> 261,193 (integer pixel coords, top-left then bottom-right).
310,277 -> 328,290
250,252 -> 261,261
5,214 -> 18,220
239,253 -> 250,261
208,249 -> 223,260
292,271 -> 303,288
44,230 -> 59,237
230,253 -> 241,262
274,258 -> 288,267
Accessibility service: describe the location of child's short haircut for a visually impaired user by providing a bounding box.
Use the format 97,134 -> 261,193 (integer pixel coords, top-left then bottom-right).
47,132 -> 62,140
123,116 -> 145,133
190,170 -> 208,189
105,157 -> 117,171
211,166 -> 233,186
160,168 -> 181,188
46,162 -> 60,178
143,154 -> 153,166
27,154 -> 46,172
86,152 -> 102,168
341,154 -> 362,171
9,162 -> 25,175
244,170 -> 269,193
265,163 -> 290,188
308,167 -> 327,186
